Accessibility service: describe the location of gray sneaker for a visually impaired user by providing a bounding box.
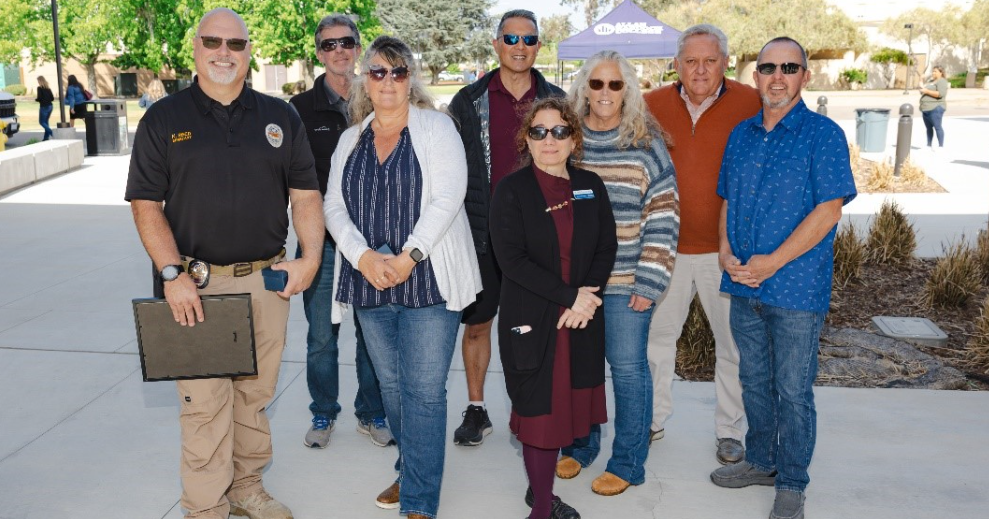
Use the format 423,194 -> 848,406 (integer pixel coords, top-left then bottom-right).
716,438 -> 745,465
303,415 -> 334,449
357,417 -> 395,447
770,489 -> 805,519
710,460 -> 777,488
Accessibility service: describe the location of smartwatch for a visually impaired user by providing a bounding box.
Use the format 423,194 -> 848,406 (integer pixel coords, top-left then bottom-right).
409,248 -> 424,263
160,264 -> 185,282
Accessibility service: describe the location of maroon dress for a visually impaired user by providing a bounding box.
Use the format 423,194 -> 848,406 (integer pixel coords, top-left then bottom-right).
509,166 -> 608,449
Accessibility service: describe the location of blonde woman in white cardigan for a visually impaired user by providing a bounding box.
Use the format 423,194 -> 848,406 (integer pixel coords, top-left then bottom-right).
324,35 -> 480,519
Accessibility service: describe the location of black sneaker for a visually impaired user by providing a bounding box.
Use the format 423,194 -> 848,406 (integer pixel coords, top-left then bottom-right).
453,404 -> 493,446
524,487 -> 581,519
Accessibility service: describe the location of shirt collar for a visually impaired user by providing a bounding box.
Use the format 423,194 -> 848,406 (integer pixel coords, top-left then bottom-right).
190,76 -> 255,115
750,98 -> 810,134
488,69 -> 536,99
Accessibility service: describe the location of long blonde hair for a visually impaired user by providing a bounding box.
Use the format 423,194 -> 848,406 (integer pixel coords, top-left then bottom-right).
147,79 -> 167,101
349,36 -> 434,125
37,76 -> 50,90
568,50 -> 665,149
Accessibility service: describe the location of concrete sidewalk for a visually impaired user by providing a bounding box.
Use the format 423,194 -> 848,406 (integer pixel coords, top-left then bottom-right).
1,98 -> 987,519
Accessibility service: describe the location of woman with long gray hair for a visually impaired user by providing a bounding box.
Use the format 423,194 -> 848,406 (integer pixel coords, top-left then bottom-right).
324,35 -> 481,519
560,49 -> 679,496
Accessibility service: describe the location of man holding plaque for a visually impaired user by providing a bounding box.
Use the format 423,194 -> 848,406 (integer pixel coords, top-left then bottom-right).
125,8 -> 322,519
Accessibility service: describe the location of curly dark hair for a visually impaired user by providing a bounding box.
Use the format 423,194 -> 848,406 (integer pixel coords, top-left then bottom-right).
516,96 -> 583,168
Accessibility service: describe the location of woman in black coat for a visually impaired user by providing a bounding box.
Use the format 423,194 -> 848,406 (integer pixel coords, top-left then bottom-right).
489,97 -> 617,519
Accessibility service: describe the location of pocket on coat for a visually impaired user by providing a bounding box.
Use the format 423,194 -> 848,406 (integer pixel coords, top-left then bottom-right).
510,325 -> 543,372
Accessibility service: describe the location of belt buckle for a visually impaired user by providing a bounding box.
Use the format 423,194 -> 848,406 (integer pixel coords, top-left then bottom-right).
232,262 -> 253,277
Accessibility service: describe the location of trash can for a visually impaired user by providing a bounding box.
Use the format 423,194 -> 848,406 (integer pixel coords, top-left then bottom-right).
84,99 -> 130,156
854,108 -> 890,153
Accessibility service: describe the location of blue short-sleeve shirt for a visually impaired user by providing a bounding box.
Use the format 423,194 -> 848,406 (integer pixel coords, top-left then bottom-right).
717,100 -> 856,312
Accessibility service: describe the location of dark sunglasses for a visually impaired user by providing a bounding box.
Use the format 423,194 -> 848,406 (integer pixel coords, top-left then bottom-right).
756,62 -> 804,75
527,125 -> 573,141
367,65 -> 410,82
502,34 -> 539,46
200,36 -> 248,52
588,79 -> 625,91
319,36 -> 357,52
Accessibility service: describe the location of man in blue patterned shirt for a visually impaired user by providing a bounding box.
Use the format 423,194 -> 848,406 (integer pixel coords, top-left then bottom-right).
708,37 -> 856,519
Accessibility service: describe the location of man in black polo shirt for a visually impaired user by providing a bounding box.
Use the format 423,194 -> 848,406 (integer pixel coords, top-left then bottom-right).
125,8 -> 322,519
288,14 -> 392,450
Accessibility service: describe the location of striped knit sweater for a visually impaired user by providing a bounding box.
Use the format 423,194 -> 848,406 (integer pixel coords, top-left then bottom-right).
580,126 -> 679,301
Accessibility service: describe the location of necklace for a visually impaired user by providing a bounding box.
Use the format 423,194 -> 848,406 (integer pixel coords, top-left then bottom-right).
545,199 -> 574,213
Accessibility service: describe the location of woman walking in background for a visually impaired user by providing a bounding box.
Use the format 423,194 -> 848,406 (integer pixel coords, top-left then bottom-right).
65,75 -> 87,128
919,65 -> 949,151
35,76 -> 54,140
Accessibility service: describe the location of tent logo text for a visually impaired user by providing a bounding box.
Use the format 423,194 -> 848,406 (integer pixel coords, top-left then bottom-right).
593,22 -> 664,36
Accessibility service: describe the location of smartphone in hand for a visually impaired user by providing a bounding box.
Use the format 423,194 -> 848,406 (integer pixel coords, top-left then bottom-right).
262,266 -> 288,292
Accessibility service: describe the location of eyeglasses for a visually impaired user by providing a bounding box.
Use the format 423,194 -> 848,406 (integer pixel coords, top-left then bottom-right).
527,125 -> 573,141
588,79 -> 625,91
367,65 -> 410,82
502,34 -> 539,46
199,36 -> 248,52
756,62 -> 804,75
319,36 -> 357,52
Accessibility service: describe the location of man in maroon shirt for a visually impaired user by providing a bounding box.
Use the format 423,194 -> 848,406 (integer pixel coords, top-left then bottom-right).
448,9 -> 565,447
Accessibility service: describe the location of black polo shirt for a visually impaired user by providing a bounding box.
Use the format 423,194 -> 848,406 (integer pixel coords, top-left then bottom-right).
125,80 -> 318,265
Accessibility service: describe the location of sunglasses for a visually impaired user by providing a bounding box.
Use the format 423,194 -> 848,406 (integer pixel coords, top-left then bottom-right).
319,36 -> 357,52
527,125 -> 573,141
200,36 -> 248,52
588,79 -> 625,91
756,62 -> 804,75
502,34 -> 539,46
367,65 -> 410,82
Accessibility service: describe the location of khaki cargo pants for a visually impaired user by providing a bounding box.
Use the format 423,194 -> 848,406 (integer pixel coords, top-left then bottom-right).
175,270 -> 289,518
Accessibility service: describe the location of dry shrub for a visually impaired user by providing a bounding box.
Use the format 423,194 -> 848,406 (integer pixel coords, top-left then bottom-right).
848,144 -> 861,176
976,229 -> 989,285
899,159 -> 927,185
833,222 -> 866,289
865,200 -> 916,267
866,160 -> 894,191
676,295 -> 715,375
965,296 -> 989,374
923,241 -> 981,309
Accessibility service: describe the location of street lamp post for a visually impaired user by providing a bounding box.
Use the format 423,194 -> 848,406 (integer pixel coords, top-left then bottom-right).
903,23 -> 914,95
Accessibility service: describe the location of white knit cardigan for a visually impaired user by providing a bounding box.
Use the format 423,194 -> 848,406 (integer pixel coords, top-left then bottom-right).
324,104 -> 482,323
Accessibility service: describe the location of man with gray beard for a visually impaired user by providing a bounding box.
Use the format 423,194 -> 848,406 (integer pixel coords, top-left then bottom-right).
126,8 -> 322,519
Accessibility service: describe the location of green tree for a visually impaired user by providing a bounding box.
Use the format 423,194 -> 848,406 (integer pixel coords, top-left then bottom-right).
882,7 -> 966,76
56,0 -> 128,92
0,0 -> 50,65
377,0 -> 492,84
112,0 -> 212,76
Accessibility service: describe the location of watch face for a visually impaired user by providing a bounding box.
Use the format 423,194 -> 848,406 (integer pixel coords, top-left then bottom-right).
410,248 -> 424,263
162,265 -> 181,281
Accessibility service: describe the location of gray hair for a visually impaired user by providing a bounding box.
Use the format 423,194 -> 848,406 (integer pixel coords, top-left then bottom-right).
496,9 -> 538,37
677,24 -> 728,58
315,14 -> 360,48
757,37 -> 808,68
568,50 -> 665,149
349,35 -> 435,124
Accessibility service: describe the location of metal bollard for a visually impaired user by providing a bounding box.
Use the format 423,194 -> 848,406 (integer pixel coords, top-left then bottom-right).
817,96 -> 828,116
893,104 -> 913,177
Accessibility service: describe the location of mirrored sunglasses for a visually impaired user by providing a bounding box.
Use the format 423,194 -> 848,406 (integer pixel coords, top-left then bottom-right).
503,34 -> 539,46
367,65 -> 410,82
527,125 -> 573,141
319,36 -> 357,52
588,79 -> 625,91
200,36 -> 248,52
756,62 -> 804,75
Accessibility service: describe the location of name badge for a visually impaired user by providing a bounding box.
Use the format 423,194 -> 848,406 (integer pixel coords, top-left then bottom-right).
573,189 -> 595,200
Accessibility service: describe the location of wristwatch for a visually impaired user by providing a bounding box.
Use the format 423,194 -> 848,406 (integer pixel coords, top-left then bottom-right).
409,248 -> 424,263
160,264 -> 185,282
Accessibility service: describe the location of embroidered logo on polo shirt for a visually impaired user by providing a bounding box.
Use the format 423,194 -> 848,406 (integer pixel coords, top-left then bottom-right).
171,131 -> 192,143
265,124 -> 284,148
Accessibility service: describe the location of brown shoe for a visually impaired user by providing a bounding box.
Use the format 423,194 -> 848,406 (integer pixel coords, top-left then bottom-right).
375,482 -> 400,509
591,472 -> 631,496
407,515 -> 429,519
556,456 -> 582,479
228,489 -> 293,519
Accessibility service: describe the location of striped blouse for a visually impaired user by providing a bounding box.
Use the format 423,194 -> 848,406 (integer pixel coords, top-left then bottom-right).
336,126 -> 444,307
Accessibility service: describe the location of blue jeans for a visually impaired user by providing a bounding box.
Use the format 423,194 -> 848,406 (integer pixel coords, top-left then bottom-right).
561,294 -> 653,485
298,242 -> 384,422
354,303 -> 461,519
39,105 -> 53,140
922,106 -> 945,147
729,296 -> 825,492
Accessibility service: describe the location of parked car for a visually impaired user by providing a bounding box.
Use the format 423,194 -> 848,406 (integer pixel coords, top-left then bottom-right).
437,71 -> 463,82
0,92 -> 19,137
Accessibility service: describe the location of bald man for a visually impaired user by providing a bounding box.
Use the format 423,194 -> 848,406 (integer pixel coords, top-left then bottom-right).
125,8 -> 322,519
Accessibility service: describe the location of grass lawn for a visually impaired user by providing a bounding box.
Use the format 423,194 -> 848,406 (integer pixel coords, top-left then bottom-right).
14,99 -> 149,131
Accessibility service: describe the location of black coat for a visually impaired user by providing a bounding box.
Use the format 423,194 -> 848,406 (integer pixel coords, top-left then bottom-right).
448,69 -> 565,255
489,164 -> 618,417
